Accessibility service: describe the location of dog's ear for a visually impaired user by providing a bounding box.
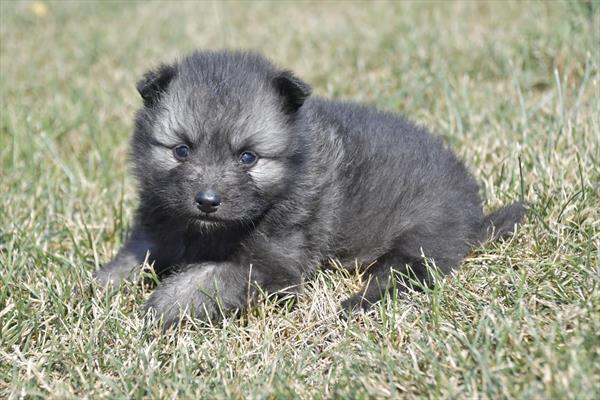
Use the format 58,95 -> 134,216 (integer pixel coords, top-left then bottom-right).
272,70 -> 311,114
136,64 -> 177,107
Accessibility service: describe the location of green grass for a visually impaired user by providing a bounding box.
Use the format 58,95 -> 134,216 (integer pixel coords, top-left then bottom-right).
1,0 -> 599,398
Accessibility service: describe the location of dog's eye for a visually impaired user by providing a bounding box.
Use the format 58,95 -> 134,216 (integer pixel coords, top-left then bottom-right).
239,151 -> 258,166
173,144 -> 190,160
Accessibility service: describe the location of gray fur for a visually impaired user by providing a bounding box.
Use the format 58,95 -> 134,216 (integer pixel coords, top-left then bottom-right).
93,50 -> 526,327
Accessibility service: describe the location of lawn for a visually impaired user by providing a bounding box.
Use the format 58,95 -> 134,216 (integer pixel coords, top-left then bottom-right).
0,1 -> 598,398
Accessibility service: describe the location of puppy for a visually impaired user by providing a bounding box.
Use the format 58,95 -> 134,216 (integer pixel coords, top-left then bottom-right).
94,50 -> 526,327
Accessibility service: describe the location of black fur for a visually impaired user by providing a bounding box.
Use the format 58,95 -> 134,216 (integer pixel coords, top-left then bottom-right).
272,70 -> 312,114
94,50 -> 526,327
136,63 -> 177,108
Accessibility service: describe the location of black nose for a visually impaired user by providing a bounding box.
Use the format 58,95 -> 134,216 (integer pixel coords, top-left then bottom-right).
195,190 -> 221,213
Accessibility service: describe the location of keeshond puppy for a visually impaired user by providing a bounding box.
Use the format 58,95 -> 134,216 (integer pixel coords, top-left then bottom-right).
94,50 -> 526,327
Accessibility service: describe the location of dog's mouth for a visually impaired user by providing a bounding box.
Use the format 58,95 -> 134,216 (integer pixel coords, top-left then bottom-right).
196,213 -> 224,223
190,203 -> 267,228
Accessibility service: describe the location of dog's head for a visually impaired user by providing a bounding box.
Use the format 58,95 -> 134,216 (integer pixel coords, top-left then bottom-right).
131,51 -> 311,228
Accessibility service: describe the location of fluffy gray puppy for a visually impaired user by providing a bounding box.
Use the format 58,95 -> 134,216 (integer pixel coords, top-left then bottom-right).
94,50 -> 526,327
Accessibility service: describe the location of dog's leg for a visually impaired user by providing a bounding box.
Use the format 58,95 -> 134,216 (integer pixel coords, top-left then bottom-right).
93,228 -> 156,287
143,259 -> 303,328
144,234 -> 315,327
340,254 -> 432,313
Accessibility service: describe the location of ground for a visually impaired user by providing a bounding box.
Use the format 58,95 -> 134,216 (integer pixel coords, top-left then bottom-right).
0,1 -> 598,398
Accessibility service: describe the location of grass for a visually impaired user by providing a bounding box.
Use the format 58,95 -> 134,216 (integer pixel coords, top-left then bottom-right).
1,0 -> 598,398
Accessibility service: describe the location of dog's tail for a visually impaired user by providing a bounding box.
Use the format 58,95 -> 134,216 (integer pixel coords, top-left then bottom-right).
482,201 -> 527,241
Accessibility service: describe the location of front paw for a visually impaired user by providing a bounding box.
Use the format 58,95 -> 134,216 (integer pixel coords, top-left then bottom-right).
92,268 -> 122,289
144,290 -> 221,329
143,269 -> 222,328
93,259 -> 140,289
